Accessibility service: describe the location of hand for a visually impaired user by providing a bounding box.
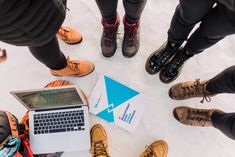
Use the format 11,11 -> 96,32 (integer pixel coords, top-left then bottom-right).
0,49 -> 7,63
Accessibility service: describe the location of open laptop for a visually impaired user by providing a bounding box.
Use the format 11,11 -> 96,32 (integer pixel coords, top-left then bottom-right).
10,85 -> 91,154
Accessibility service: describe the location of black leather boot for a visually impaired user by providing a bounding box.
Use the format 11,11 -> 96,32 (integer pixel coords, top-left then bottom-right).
101,16 -> 120,57
145,42 -> 182,75
159,48 -> 192,83
122,18 -> 140,58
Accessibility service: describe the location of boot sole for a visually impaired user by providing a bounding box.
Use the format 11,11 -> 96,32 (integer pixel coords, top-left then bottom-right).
102,46 -> 117,58
65,37 -> 83,45
159,65 -> 183,84
122,49 -> 138,58
51,64 -> 95,77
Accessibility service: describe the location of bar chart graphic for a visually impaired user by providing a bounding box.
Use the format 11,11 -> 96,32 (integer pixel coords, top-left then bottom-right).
119,103 -> 136,124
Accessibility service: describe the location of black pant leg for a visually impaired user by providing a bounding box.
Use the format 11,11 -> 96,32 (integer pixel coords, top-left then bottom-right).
123,0 -> 147,24
168,0 -> 215,44
28,37 -> 67,70
185,4 -> 235,54
206,66 -> 235,94
211,111 -> 235,140
95,0 -> 118,24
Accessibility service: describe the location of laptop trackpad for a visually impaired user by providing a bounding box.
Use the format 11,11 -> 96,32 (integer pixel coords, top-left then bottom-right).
30,131 -> 90,154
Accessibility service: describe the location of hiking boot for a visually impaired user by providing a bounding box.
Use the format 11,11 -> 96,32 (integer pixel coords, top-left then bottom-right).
50,57 -> 94,77
57,26 -> 83,44
101,17 -> 120,57
122,18 -> 140,58
139,140 -> 168,157
159,48 -> 191,83
173,106 -> 222,127
169,79 -> 215,103
145,42 -> 182,75
90,124 -> 110,157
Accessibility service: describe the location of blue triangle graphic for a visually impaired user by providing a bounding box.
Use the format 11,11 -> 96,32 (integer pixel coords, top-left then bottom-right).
104,76 -> 139,108
96,108 -> 114,123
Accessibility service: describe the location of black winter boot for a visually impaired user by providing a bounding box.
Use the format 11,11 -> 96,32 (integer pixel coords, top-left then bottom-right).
159,48 -> 192,83
145,42 -> 182,75
122,18 -> 140,58
101,17 -> 120,57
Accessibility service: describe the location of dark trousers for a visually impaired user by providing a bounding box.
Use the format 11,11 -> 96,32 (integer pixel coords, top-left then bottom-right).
28,37 -> 67,70
205,66 -> 235,140
95,0 -> 147,24
168,0 -> 235,54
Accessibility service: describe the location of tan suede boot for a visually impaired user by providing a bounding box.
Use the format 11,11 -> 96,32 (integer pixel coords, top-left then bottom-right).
57,26 -> 83,44
90,124 -> 110,157
50,57 -> 94,77
139,140 -> 168,157
169,79 -> 215,103
173,106 -> 222,127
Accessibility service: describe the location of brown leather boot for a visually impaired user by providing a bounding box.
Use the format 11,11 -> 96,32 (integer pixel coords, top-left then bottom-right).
57,26 -> 83,44
101,16 -> 120,57
122,17 -> 140,58
169,79 -> 215,103
50,57 -> 94,77
173,106 -> 222,127
90,124 -> 110,157
139,140 -> 168,157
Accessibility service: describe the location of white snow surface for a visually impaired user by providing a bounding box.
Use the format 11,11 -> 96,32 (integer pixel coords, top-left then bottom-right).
0,0 -> 235,156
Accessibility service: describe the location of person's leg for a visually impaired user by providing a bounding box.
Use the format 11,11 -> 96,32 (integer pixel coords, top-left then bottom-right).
95,0 -> 118,24
146,0 -> 215,75
168,0 -> 215,44
206,66 -> 235,94
185,5 -> 235,55
211,112 -> 235,140
160,4 -> 235,83
174,106 -> 235,140
95,0 -> 119,57
169,66 -> 235,102
29,37 -> 67,70
29,37 -> 94,76
122,0 -> 147,57
123,0 -> 147,24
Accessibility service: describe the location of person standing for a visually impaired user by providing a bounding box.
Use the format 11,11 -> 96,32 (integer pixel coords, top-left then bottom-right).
170,66 -> 235,140
0,0 -> 94,77
95,0 -> 147,58
145,0 -> 235,83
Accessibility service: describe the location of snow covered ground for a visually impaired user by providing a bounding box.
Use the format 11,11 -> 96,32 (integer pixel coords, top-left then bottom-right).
0,0 -> 235,156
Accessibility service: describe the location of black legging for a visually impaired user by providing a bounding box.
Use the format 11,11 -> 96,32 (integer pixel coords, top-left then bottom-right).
204,66 -> 235,140
28,37 -> 67,70
168,0 -> 235,54
95,0 -> 147,24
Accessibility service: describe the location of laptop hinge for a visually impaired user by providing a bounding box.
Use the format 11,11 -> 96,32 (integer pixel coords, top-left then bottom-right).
35,106 -> 82,112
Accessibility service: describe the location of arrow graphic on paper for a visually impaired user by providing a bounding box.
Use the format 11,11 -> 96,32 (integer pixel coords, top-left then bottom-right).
96,76 -> 139,123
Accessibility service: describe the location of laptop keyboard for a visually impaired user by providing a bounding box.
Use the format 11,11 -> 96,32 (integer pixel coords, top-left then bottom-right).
33,110 -> 85,135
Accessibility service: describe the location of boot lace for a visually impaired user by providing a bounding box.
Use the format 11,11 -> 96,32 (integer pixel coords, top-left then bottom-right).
167,52 -> 187,74
58,27 -> 70,40
181,79 -> 211,103
103,25 -> 117,47
188,109 -> 211,127
67,59 -> 80,72
143,145 -> 157,157
150,43 -> 180,70
125,24 -> 138,47
93,141 -> 109,157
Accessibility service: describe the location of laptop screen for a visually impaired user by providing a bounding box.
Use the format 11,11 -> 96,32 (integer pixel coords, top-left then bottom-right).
13,87 -> 83,109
